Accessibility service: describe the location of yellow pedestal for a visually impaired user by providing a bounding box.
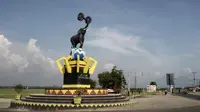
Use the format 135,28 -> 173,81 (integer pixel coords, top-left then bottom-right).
62,84 -> 90,88
56,55 -> 97,75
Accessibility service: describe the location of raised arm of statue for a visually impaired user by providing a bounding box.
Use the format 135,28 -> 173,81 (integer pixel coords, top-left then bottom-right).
84,24 -> 89,29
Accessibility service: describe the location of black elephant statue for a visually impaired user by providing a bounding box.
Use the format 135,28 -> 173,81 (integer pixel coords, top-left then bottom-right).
70,13 -> 92,50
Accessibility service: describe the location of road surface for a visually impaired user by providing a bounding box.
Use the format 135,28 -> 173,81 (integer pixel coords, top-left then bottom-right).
174,92 -> 200,100
0,93 -> 200,111
0,106 -> 200,112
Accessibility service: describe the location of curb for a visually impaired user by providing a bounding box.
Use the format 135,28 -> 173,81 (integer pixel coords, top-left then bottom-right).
10,100 -> 137,110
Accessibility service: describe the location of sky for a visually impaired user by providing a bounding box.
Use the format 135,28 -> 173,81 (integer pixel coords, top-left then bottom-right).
0,0 -> 200,88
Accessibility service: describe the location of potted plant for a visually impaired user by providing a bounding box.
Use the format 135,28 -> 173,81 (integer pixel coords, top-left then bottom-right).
14,84 -> 23,100
73,88 -> 86,105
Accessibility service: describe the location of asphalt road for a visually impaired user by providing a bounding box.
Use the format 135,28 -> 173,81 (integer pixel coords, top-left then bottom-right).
112,106 -> 200,112
174,92 -> 200,100
0,106 -> 200,112
1,93 -> 200,112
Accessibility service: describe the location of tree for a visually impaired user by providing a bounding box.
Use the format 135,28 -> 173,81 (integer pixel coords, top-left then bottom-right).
98,71 -> 111,88
89,79 -> 96,88
14,84 -> 24,94
150,81 -> 157,86
98,66 -> 127,90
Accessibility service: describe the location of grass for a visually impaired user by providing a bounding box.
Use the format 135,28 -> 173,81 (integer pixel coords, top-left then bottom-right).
0,89 -> 44,99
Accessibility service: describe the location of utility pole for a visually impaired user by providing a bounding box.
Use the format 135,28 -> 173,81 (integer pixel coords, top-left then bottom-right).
134,72 -> 137,98
128,72 -> 131,97
199,80 -> 200,87
191,72 -> 197,92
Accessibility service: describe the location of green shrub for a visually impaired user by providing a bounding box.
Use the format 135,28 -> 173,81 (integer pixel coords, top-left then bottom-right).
14,84 -> 23,94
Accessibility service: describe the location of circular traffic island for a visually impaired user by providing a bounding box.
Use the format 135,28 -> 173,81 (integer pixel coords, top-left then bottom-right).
10,90 -> 135,110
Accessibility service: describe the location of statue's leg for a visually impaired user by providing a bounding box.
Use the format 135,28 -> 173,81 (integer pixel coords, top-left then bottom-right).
79,35 -> 84,48
80,43 -> 83,48
74,43 -> 78,48
70,38 -> 76,48
70,38 -> 75,55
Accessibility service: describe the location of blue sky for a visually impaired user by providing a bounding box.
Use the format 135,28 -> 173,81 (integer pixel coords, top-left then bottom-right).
0,0 -> 200,87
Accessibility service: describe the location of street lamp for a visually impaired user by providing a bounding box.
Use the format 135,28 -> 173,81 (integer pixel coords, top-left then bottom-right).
133,72 -> 144,98
126,71 -> 136,98
127,72 -> 131,97
185,68 -> 197,92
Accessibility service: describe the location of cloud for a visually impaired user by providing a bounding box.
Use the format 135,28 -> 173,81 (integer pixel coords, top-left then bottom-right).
180,53 -> 195,58
155,72 -> 161,76
104,63 -> 115,71
85,27 -> 170,67
184,68 -> 192,73
27,38 -> 55,69
86,27 -> 145,55
0,34 -> 60,86
0,34 -> 28,72
83,26 -> 200,87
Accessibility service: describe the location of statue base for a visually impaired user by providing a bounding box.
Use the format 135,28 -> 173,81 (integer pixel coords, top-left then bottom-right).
63,67 -> 91,88
45,88 -> 108,95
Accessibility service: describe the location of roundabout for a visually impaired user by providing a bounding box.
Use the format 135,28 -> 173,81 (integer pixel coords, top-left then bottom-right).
10,100 -> 136,110
9,12 -> 135,110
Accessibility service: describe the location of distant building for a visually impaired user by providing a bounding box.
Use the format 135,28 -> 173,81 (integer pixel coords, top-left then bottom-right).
147,85 -> 157,92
